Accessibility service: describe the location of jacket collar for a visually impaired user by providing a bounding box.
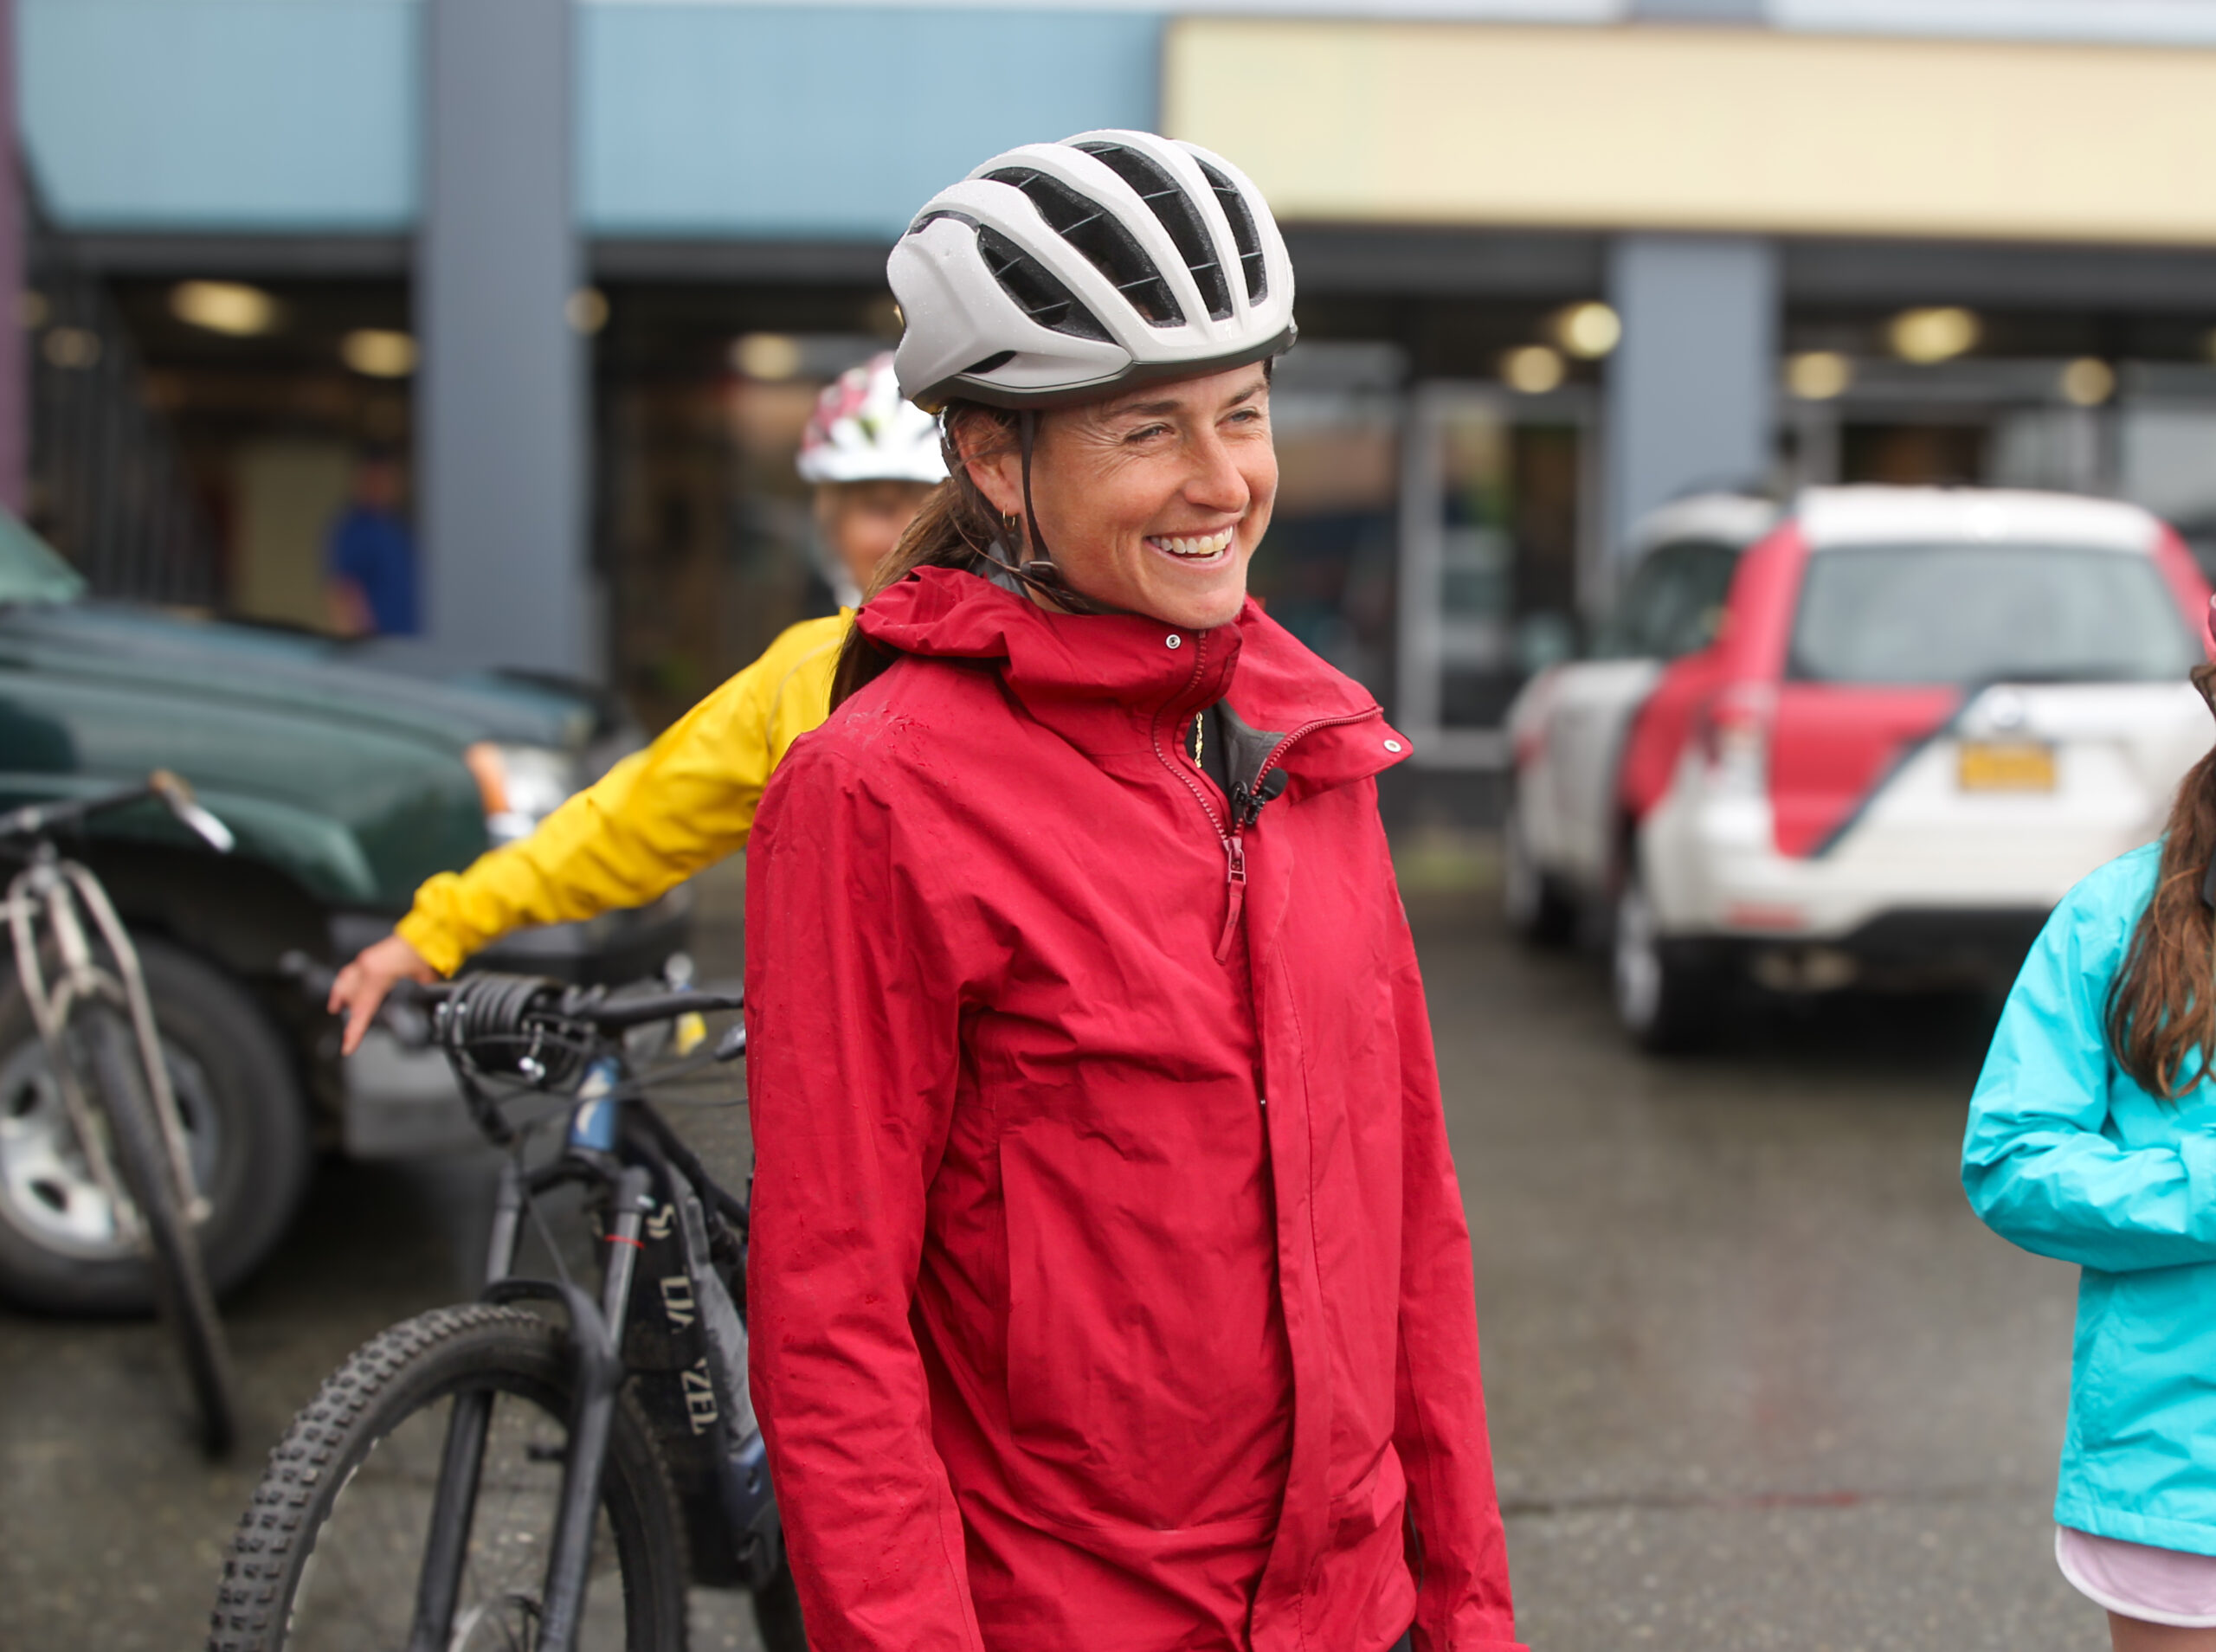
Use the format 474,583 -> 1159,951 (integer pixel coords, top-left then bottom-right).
856,565 -> 1412,800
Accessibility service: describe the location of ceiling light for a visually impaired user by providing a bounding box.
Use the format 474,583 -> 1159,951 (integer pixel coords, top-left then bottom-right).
566,287 -> 609,335
171,280 -> 280,337
1890,306 -> 1979,365
42,328 -> 100,370
1553,301 -> 1621,360
1787,350 -> 1853,401
2058,357 -> 2115,407
341,329 -> 416,378
733,333 -> 802,381
1502,345 -> 1565,395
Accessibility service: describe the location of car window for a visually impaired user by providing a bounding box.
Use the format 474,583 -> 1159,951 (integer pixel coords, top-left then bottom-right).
1598,540 -> 1742,659
1789,543 -> 2198,685
0,514 -> 84,606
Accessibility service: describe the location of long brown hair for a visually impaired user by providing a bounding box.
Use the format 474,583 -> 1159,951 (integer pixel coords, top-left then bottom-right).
2109,660 -> 2216,1097
828,402 -> 1016,710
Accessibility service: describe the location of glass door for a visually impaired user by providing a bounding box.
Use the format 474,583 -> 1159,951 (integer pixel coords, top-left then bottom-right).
1396,382 -> 1598,767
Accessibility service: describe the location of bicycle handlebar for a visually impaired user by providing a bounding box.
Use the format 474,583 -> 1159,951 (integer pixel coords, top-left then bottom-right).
279,951 -> 744,1070
0,770 -> 233,853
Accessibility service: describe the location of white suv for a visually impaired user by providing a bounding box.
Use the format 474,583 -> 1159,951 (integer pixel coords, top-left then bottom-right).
1505,486 -> 2213,1049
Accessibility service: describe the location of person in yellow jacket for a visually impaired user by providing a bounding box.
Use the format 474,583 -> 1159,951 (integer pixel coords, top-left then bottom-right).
329,354 -> 944,1050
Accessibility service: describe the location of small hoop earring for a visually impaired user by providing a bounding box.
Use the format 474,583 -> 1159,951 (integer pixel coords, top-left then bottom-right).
1002,511 -> 1020,532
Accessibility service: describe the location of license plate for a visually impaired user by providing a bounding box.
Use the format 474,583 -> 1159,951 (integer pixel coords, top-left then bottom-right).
1958,740 -> 2056,792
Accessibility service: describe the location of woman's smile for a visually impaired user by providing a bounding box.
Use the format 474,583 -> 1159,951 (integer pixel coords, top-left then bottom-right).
1145,526 -> 1238,565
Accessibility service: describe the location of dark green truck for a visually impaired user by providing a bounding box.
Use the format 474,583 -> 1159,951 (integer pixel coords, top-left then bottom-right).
0,517 -> 687,1313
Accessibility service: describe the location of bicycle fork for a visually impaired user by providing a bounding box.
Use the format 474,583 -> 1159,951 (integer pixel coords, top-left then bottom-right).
7,858 -> 205,1241
406,1154 -> 654,1652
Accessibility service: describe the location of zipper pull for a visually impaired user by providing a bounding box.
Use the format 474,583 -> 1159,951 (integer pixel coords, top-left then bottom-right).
1232,769 -> 1287,830
1214,832 -> 1247,961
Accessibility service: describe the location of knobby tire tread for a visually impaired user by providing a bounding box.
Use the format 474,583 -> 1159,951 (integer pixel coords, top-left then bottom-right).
207,1302 -> 689,1652
84,1001 -> 241,1453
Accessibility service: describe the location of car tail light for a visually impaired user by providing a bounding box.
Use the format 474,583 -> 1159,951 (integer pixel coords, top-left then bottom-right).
1697,682 -> 1775,798
1511,666 -> 1560,772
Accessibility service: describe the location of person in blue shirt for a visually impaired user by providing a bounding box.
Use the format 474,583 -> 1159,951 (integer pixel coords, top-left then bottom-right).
325,449 -> 418,637
1966,623 -> 2216,1650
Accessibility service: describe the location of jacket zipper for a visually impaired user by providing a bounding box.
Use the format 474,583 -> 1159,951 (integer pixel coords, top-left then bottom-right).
1150,646 -> 1377,963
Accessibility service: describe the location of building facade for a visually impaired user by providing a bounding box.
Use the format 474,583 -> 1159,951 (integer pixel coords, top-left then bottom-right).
25,0 -> 2216,799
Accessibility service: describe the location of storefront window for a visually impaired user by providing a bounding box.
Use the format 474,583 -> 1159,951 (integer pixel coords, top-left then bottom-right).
1780,307 -> 2216,562
1255,343 -> 1402,699
597,304 -> 889,729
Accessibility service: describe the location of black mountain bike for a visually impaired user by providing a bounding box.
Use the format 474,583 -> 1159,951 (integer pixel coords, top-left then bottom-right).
209,960 -> 803,1652
1,771 -> 243,1453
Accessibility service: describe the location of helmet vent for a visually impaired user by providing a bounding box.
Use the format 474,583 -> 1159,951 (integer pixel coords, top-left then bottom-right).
986,167 -> 1185,330
1075,142 -> 1232,323
1194,158 -> 1267,305
976,228 -> 1112,344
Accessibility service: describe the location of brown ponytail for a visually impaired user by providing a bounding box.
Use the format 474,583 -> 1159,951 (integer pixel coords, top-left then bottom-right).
828,402 -> 1017,710
2108,661 -> 2216,1098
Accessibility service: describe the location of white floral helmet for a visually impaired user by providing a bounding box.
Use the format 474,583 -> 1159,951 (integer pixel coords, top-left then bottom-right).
796,353 -> 949,486
888,130 -> 1297,413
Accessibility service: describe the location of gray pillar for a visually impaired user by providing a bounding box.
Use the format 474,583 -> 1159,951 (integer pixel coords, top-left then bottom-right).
416,0 -> 584,677
1605,234 -> 1778,555
0,0 -> 25,516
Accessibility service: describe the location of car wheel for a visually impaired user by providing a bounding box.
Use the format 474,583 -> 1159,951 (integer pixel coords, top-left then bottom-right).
1503,807 -> 1576,947
0,935 -> 312,1315
1613,872 -> 1717,1054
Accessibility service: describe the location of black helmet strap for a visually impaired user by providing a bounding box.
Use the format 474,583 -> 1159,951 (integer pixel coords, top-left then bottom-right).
998,408 -> 1120,617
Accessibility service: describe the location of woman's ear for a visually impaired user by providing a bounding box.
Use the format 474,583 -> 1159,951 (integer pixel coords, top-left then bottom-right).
951,413 -> 1024,520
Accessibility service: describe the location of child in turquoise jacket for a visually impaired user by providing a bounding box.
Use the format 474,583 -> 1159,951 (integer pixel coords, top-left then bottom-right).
1968,664 -> 2216,1649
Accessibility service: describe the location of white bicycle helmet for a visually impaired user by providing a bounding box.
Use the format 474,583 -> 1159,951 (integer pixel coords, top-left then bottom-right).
796,352 -> 949,485
888,129 -> 1297,412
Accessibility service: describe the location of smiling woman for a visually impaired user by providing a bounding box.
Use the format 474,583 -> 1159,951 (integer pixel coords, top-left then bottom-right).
963,365 -> 1277,629
749,130 -> 1524,1652
845,361 -> 1277,652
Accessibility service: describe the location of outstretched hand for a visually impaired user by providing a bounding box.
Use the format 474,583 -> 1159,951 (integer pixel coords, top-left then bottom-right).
328,934 -> 439,1056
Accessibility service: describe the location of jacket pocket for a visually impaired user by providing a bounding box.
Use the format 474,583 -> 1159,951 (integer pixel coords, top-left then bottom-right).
997,1117 -> 1293,1527
2070,1271 -> 2129,1451
2071,1266 -> 2216,1466
1000,1131 -> 1090,1462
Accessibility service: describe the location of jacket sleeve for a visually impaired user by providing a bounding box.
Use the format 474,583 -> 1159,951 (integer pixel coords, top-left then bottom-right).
1387,900 -> 1526,1652
393,650 -> 784,974
744,742 -> 984,1652
1963,875 -> 2216,1273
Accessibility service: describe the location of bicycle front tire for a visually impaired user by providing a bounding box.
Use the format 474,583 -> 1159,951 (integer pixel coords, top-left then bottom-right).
83,999 -> 241,1453
209,1302 -> 689,1652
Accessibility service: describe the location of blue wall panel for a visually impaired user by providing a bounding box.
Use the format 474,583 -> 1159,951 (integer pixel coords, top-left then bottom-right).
580,3 -> 1163,241
22,0 -> 421,231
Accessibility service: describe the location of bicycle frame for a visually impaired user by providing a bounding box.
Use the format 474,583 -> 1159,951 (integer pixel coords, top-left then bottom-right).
3,845 -> 204,1245
406,1049 -> 775,1652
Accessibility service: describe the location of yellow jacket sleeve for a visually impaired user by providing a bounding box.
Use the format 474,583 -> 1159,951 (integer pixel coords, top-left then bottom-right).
395,614 -> 848,974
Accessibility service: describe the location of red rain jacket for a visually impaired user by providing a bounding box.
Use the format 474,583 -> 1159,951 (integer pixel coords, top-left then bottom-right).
744,566 -> 1522,1652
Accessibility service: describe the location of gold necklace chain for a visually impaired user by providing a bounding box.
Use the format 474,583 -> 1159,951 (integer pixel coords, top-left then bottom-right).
1190,710 -> 1204,769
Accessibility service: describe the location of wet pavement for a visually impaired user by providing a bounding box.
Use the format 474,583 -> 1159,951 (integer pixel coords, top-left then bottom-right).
0,865 -> 2092,1650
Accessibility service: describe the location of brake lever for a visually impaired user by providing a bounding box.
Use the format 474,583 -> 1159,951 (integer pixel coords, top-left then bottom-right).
277,948 -> 441,1049
149,769 -> 235,853
714,1021 -> 747,1062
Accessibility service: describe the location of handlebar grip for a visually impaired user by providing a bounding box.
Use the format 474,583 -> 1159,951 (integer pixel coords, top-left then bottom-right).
575,988 -> 744,1032
278,950 -> 450,1051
